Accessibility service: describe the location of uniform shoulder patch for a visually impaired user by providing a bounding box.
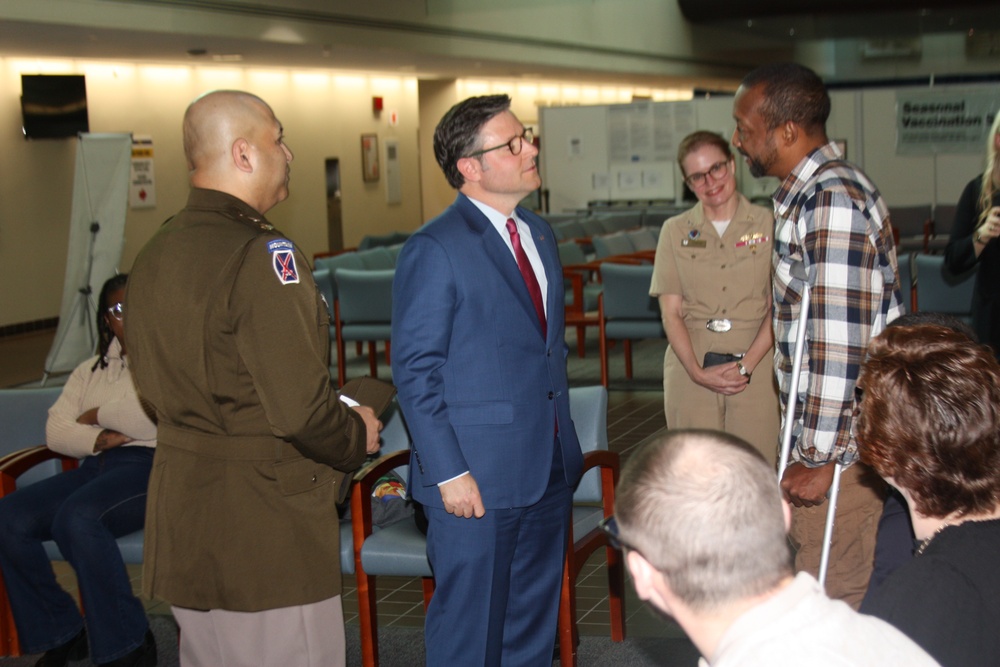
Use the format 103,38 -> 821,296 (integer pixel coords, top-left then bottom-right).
267,238 -> 299,285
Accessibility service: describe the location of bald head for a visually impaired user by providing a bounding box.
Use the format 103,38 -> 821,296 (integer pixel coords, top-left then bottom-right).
616,430 -> 792,612
182,90 -> 293,213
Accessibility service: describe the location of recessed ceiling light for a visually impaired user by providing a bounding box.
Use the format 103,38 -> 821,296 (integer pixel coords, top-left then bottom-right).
187,48 -> 208,57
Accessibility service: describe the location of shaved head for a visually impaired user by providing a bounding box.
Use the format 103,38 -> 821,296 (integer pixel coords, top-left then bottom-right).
181,90 -> 293,214
183,91 -> 270,172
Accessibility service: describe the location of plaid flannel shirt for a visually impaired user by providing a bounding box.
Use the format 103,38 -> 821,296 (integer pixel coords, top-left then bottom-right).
771,142 -> 903,466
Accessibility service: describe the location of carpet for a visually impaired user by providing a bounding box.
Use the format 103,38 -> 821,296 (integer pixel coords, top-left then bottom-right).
0,617 -> 700,666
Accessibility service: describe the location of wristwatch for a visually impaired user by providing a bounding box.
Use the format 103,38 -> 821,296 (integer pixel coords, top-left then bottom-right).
736,360 -> 751,381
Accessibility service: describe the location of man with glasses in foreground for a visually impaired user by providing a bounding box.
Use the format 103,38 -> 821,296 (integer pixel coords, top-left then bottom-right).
392,94 -> 583,665
606,430 -> 940,666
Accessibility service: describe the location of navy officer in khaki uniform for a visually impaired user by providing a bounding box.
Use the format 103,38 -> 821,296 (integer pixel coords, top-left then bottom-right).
649,130 -> 780,463
125,90 -> 382,667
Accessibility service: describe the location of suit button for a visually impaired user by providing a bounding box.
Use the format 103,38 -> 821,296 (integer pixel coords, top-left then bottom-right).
311,475 -> 317,483
548,391 -> 554,399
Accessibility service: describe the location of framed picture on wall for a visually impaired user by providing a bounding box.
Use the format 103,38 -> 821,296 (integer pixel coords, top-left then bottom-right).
361,133 -> 379,182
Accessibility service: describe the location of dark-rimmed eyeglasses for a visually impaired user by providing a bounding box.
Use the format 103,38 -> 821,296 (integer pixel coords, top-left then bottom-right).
598,515 -> 640,555
683,160 -> 730,188
466,128 -> 534,158
107,303 -> 124,321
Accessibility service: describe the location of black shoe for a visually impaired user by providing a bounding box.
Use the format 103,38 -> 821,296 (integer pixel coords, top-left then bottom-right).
97,629 -> 157,667
34,627 -> 88,667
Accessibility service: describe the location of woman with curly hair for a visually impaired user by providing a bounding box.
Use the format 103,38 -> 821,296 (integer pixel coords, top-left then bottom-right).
856,323 -> 1000,667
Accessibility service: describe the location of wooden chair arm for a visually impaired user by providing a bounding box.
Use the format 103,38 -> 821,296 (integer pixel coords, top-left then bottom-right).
580,450 -> 620,516
0,447 -> 78,496
350,449 -> 412,544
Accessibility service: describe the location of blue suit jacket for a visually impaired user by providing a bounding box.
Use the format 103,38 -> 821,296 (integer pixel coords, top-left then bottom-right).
391,193 -> 584,509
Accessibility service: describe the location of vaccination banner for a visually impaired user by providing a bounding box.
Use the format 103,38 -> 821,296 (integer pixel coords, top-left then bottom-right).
896,89 -> 1000,155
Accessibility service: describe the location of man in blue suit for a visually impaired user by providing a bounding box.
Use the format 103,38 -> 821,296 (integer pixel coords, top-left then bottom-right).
391,94 -> 584,666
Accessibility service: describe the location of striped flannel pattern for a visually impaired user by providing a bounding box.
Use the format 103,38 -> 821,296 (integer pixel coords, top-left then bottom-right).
771,142 -> 903,466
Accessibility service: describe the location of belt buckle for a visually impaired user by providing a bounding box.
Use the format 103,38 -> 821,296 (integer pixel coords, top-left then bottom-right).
706,319 -> 732,333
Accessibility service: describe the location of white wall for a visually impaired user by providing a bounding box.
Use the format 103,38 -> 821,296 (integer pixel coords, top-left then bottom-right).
0,57 -> 423,327
540,86 -> 988,214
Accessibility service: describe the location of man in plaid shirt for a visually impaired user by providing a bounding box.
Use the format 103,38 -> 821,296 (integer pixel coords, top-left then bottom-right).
731,63 -> 903,609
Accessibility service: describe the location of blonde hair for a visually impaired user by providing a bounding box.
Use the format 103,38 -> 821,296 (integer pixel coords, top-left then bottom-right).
977,112 -> 1000,227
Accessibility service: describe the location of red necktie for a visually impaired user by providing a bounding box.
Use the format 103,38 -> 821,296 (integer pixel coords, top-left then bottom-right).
506,218 -> 547,337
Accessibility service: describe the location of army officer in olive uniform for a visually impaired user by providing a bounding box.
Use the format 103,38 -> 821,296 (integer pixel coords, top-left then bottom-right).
650,130 -> 780,463
125,90 -> 382,667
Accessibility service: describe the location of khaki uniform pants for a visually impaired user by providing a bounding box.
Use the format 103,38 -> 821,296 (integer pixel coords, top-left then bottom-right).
789,464 -> 886,610
664,326 -> 781,465
173,595 -> 345,667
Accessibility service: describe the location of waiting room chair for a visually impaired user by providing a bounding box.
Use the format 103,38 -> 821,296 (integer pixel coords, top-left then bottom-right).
0,389 -> 144,657
557,385 -> 625,667
598,263 -> 664,386
890,205 -> 933,254
897,251 -> 914,313
349,386 -> 622,667
913,253 -> 977,326
559,241 -> 603,358
333,268 -> 394,387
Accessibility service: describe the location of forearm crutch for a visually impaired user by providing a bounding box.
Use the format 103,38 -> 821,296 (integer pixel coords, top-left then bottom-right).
777,261 -> 844,589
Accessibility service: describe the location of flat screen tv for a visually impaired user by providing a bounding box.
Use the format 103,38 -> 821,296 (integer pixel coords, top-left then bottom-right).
21,74 -> 89,139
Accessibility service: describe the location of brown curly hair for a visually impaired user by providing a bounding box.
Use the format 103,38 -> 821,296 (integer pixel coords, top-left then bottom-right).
856,324 -> 1000,518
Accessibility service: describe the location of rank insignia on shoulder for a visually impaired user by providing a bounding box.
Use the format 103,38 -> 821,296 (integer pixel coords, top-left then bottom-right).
268,239 -> 299,285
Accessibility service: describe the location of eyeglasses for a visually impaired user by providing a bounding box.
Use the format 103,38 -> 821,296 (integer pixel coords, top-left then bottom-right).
683,160 -> 730,188
466,128 -> 534,158
598,515 -> 639,554
107,302 -> 124,321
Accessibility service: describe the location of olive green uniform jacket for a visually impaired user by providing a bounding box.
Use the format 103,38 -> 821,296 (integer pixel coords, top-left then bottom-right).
125,188 -> 366,612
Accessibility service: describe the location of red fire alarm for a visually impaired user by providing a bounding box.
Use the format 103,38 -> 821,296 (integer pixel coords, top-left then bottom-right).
373,96 -> 384,112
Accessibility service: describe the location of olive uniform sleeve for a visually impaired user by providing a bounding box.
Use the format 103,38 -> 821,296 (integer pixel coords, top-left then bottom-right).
227,236 -> 367,472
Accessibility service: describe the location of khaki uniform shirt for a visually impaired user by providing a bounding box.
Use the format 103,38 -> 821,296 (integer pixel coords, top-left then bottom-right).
126,188 -> 366,612
650,193 -> 773,347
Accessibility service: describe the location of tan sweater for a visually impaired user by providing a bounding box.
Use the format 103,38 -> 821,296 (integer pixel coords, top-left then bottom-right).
45,337 -> 156,458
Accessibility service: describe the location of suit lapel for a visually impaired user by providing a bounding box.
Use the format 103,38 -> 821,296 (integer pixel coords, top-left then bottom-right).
456,196 -> 547,340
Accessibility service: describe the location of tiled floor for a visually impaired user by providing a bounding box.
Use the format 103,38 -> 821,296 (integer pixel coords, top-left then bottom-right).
2,325 -> 679,643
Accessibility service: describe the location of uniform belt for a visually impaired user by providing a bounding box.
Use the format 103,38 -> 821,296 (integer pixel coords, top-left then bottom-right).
706,319 -> 732,333
158,422 -> 299,461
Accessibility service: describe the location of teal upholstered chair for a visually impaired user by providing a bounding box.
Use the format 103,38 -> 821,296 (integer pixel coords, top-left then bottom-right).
598,262 -> 664,386
333,268 -> 394,387
349,386 -> 622,667
913,253 -> 976,326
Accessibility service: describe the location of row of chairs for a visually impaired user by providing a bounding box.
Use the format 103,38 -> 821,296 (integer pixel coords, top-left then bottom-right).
593,252 -> 979,387
0,386 -> 624,666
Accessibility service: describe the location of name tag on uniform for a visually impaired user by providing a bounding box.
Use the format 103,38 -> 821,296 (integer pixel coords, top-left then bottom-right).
682,238 -> 707,248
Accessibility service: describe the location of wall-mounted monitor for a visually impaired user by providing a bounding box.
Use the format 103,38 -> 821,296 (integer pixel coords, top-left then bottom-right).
21,74 -> 89,139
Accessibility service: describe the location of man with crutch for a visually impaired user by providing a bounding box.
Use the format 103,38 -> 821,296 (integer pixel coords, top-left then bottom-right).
732,63 -> 903,609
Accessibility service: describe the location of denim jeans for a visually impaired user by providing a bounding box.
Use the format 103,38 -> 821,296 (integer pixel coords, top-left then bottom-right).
0,446 -> 154,662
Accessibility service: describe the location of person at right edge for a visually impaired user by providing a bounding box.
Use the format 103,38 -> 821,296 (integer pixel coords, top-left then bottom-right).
732,63 -> 902,609
945,111 -> 1000,356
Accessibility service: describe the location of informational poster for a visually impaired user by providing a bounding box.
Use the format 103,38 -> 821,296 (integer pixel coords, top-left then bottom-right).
896,89 -> 1000,155
129,136 -> 156,209
609,103 -> 652,162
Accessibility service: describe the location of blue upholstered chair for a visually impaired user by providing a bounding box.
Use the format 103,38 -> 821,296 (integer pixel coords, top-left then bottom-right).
348,386 -> 622,667
559,241 -> 603,358
0,388 -> 144,657
913,252 -> 977,326
598,262 -> 664,386
333,268 -> 394,387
